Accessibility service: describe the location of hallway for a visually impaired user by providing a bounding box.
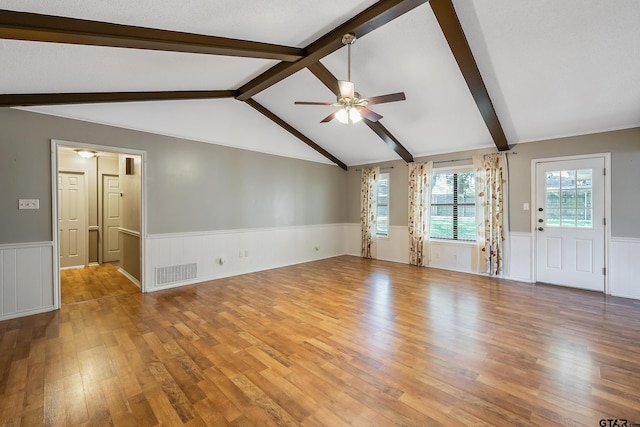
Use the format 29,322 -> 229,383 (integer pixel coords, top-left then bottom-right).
60,263 -> 139,305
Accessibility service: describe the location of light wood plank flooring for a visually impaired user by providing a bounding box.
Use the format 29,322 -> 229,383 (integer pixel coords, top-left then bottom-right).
1,256 -> 640,426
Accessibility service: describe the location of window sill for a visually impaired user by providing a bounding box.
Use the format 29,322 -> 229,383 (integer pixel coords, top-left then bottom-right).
429,238 -> 476,246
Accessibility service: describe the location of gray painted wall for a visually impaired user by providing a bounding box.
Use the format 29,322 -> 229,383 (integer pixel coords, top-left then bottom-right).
346,147 -> 495,227
505,128 -> 640,235
347,128 -> 640,238
0,108 -> 348,244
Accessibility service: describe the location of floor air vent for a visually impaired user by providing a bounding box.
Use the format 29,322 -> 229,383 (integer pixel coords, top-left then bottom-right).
155,263 -> 197,285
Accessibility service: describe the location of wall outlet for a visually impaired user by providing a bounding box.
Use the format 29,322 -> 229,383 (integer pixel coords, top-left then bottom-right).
244,250 -> 249,257
18,199 -> 39,210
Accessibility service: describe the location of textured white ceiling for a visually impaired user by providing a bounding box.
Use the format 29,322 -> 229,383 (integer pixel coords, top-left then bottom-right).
455,0 -> 640,143
0,0 -> 379,45
3,0 -> 640,167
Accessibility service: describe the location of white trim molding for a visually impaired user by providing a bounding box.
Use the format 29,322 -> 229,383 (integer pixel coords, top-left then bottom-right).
118,267 -> 141,289
52,139 -> 148,300
0,241 -> 54,250
118,227 -> 141,238
530,152 -> 612,293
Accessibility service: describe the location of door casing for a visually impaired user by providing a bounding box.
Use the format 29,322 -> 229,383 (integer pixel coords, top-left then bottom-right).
51,139 -> 147,309
531,153 -> 611,293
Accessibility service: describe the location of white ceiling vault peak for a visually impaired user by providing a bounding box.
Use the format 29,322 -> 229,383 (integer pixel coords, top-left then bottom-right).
2,0 -> 639,167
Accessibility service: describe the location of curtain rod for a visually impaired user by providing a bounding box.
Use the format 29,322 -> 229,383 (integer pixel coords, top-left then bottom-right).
353,152 -> 518,170
353,166 -> 395,172
433,151 -> 518,164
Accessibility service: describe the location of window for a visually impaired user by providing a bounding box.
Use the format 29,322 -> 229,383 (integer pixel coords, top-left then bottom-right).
376,173 -> 390,236
430,170 -> 476,241
545,169 -> 592,228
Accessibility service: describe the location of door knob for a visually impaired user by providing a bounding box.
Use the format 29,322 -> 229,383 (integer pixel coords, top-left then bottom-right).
538,218 -> 544,223
538,207 -> 544,212
538,227 -> 544,231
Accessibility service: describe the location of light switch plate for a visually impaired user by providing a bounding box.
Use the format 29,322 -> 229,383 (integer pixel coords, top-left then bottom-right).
19,199 -> 39,210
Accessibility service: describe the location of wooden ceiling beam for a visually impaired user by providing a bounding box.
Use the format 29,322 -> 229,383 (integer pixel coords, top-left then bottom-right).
236,0 -> 429,101
245,98 -> 348,170
429,0 -> 509,151
307,62 -> 414,163
0,90 -> 237,107
363,120 -> 414,163
0,9 -> 303,61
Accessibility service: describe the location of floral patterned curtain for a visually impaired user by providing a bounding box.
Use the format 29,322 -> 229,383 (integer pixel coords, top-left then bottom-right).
408,162 -> 433,266
473,153 -> 509,275
360,167 -> 379,258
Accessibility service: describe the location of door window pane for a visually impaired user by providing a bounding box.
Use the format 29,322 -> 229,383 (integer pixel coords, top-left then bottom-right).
545,168 -> 592,228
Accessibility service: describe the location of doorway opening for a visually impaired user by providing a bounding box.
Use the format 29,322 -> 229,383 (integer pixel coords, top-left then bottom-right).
52,140 -> 146,306
532,153 -> 610,293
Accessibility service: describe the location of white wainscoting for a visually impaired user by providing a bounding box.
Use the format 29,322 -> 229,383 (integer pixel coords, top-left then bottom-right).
429,240 -> 475,273
146,224 -> 347,291
609,237 -> 640,300
345,223 -> 481,273
345,224 -> 537,281
343,223 -> 361,257
343,224 -> 409,264
507,232 -> 533,283
0,242 -> 55,321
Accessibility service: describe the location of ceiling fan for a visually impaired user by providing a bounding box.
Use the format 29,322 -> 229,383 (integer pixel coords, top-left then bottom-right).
294,33 -> 406,124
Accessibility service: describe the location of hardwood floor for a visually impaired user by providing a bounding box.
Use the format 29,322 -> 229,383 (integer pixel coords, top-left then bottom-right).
61,263 -> 140,305
1,256 -> 640,426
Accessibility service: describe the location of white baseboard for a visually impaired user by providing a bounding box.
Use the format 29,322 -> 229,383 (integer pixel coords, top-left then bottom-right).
146,224 -> 346,292
147,253 -> 341,293
118,267 -> 141,288
61,265 -> 85,270
0,305 -> 56,322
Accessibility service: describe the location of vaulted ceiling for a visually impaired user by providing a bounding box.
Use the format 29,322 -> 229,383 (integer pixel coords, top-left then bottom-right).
1,0 -> 639,168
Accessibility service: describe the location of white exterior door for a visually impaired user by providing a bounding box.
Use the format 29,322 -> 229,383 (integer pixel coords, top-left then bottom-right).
59,172 -> 86,269
535,157 -> 605,291
102,175 -> 121,263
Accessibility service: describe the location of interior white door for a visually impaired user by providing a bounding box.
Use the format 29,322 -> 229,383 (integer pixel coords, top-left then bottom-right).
535,157 -> 605,291
102,175 -> 121,263
59,172 -> 86,269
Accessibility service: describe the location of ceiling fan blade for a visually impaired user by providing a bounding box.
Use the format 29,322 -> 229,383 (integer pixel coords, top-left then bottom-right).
364,92 -> 406,105
338,81 -> 355,99
359,107 -> 383,122
294,101 -> 334,105
320,111 -> 338,123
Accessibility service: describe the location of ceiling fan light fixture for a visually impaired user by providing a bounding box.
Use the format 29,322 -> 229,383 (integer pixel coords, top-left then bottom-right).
295,32 -> 405,124
349,108 -> 362,123
336,107 -> 362,124
335,108 -> 349,124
